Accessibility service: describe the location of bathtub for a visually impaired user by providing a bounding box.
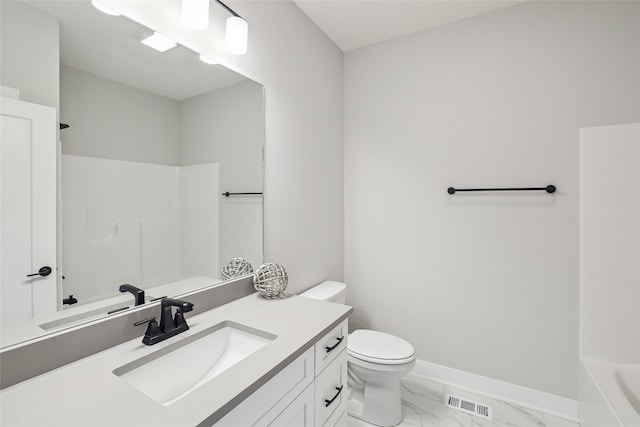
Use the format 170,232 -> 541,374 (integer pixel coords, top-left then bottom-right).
582,358 -> 640,426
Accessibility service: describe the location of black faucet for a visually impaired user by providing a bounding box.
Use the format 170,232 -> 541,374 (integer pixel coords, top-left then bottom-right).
119,284 -> 145,306
62,295 -> 78,305
135,298 -> 194,346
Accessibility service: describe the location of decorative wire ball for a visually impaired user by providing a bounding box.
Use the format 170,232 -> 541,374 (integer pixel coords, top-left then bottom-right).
253,263 -> 288,299
221,258 -> 254,280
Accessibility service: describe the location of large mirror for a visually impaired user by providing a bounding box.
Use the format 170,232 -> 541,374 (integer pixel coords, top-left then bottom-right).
1,1 -> 263,347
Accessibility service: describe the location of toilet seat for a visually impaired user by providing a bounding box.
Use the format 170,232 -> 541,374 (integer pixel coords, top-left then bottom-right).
348,330 -> 415,365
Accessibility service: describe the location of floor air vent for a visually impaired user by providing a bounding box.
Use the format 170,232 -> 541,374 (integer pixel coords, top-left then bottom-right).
445,394 -> 492,420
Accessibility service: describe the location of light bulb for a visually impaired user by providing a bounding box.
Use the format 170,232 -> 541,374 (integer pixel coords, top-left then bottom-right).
225,16 -> 248,55
182,0 -> 209,31
91,0 -> 122,16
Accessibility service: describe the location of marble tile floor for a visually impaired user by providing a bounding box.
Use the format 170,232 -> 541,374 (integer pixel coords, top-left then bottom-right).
347,373 -> 579,427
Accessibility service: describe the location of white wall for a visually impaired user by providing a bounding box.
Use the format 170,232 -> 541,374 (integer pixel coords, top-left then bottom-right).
60,65 -> 181,165
344,1 -> 640,400
105,0 -> 345,293
180,80 -> 263,270
0,1 -> 59,110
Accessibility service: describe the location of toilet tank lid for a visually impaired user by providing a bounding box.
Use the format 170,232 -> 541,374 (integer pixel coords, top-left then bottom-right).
299,280 -> 346,300
348,330 -> 415,361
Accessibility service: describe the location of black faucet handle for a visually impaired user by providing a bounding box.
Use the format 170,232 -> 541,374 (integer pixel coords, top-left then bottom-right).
161,297 -> 194,312
178,301 -> 194,313
135,317 -> 162,345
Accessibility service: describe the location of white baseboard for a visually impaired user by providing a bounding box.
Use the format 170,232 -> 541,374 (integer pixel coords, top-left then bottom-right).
411,359 -> 579,423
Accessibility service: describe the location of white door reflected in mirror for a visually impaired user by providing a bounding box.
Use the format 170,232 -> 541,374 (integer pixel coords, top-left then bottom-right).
1,97 -> 58,331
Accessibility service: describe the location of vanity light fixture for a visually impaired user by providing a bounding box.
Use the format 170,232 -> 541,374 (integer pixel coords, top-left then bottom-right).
180,0 -> 248,55
215,0 -> 248,55
182,0 -> 209,31
141,32 -> 178,52
91,0 -> 122,16
224,15 -> 248,55
199,54 -> 219,65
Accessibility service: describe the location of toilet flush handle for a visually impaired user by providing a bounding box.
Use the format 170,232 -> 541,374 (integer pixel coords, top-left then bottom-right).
325,336 -> 344,353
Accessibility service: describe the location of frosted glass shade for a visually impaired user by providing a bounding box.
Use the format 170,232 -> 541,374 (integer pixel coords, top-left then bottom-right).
182,0 -> 209,31
141,32 -> 177,52
199,54 -> 218,65
91,0 -> 121,16
225,16 -> 248,55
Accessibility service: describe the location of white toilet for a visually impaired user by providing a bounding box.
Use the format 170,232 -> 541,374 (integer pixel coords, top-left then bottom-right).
300,281 -> 416,427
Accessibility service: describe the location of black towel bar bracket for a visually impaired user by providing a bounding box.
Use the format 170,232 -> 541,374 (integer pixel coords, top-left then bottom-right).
447,185 -> 556,194
221,192 -> 263,197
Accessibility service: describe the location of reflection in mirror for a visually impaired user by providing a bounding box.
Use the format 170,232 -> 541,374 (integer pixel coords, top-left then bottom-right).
1,1 -> 263,347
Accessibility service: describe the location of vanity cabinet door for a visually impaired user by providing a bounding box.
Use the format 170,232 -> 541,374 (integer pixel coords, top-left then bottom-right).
264,382 -> 314,427
315,349 -> 348,427
214,347 -> 314,426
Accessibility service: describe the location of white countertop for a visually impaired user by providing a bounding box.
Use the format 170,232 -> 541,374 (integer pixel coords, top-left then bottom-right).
0,293 -> 352,427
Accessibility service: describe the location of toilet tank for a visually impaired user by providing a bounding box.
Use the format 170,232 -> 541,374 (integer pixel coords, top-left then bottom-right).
299,280 -> 346,304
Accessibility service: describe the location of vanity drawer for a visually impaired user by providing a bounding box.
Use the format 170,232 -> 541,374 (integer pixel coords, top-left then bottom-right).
315,319 -> 348,375
315,349 -> 347,427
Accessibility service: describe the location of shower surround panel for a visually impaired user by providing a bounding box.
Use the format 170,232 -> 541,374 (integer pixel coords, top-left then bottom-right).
61,155 -> 219,305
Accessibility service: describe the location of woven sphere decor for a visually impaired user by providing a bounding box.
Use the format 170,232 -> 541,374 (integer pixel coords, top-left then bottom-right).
253,263 -> 288,298
221,258 -> 254,280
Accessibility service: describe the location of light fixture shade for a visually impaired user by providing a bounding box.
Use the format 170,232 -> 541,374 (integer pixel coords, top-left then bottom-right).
199,54 -> 218,65
225,16 -> 248,55
141,32 -> 177,52
182,0 -> 209,31
91,0 -> 122,16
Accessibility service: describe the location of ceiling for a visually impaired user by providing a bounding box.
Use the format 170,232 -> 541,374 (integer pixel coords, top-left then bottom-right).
293,0 -> 527,52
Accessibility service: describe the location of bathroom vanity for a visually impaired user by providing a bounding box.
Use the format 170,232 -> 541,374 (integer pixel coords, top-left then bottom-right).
0,293 -> 352,427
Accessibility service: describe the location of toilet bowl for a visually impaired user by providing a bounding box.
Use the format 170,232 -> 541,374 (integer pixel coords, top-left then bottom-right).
300,281 -> 416,427
347,329 -> 415,426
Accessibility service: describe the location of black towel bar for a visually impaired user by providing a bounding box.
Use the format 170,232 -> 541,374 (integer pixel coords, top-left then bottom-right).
221,192 -> 263,197
447,185 -> 556,194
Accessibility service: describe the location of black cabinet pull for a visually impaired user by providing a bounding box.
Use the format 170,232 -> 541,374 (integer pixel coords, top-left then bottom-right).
324,385 -> 343,408
26,266 -> 52,277
325,336 -> 344,353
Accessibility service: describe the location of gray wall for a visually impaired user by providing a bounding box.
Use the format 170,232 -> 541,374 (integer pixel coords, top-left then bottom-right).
180,80 -> 264,271
0,1 -> 59,110
215,1 -> 345,291
60,65 -> 181,165
344,0 -> 640,399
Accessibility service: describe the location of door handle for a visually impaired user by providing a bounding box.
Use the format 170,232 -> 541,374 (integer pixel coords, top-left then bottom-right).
27,266 -> 52,277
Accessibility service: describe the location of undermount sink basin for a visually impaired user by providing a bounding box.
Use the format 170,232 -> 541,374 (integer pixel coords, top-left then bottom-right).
39,297 -> 155,331
113,321 -> 276,405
